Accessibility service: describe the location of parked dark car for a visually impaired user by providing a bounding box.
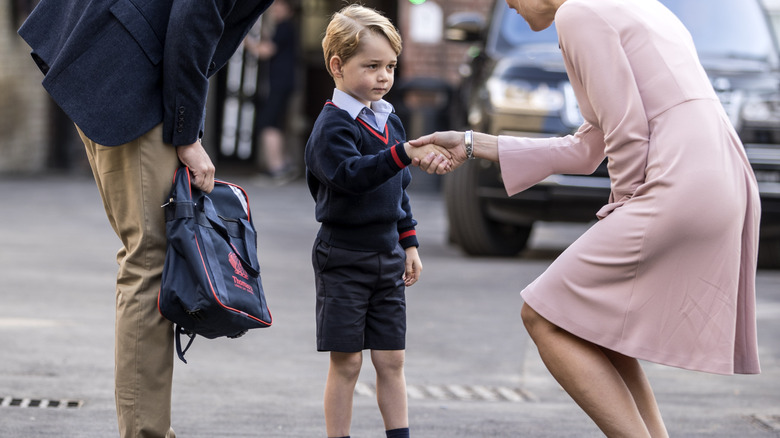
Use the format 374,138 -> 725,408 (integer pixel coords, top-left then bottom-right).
443,0 -> 780,268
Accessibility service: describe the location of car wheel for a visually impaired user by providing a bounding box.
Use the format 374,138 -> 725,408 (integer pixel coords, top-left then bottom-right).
443,160 -> 531,256
758,236 -> 780,269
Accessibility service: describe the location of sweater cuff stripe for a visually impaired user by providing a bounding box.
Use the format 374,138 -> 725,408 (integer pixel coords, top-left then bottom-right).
391,144 -> 406,169
399,230 -> 417,240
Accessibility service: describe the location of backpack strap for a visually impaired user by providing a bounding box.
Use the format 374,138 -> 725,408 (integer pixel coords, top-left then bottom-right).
201,196 -> 260,277
175,325 -> 197,364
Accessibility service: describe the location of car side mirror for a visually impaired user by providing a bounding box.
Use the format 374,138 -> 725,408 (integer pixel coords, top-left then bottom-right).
445,12 -> 486,43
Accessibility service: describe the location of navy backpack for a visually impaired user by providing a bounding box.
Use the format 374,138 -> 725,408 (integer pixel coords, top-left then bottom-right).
158,167 -> 272,362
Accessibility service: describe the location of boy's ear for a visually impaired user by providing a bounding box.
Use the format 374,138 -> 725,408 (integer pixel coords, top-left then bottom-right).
329,56 -> 343,78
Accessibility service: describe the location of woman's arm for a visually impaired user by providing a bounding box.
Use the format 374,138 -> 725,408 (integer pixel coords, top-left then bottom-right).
408,130 -> 499,173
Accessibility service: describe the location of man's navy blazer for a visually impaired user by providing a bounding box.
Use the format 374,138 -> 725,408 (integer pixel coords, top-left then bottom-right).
18,0 -> 274,146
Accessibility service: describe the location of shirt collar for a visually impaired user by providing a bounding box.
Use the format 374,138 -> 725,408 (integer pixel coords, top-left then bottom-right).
331,89 -> 394,131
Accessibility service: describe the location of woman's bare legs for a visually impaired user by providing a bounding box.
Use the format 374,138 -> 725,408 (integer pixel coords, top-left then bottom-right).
261,127 -> 286,175
521,303 -> 668,437
600,348 -> 669,437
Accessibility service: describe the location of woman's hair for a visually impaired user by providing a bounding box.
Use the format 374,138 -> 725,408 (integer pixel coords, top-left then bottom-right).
322,4 -> 402,77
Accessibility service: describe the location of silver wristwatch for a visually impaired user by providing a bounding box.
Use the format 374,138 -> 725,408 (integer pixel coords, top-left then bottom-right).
465,130 -> 475,160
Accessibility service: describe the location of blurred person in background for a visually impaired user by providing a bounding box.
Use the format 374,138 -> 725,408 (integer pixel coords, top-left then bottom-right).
244,0 -> 299,184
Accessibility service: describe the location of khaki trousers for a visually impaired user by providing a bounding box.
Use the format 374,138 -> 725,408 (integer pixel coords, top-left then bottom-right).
78,124 -> 179,438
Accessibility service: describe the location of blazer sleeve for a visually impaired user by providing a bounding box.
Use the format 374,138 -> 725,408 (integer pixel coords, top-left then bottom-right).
162,0 -> 237,146
556,1 -> 651,213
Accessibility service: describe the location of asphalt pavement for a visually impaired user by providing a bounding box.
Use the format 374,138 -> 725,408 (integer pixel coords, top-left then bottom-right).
1,169 -> 779,437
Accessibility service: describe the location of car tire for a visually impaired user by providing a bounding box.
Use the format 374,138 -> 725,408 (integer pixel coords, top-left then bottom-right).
443,159 -> 531,256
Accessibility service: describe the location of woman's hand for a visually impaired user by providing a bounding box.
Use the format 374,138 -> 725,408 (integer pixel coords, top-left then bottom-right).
410,130 -> 500,174
403,142 -> 452,174
408,131 -> 468,174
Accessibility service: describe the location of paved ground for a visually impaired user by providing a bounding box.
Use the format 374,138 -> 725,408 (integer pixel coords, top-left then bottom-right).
1,169 -> 779,437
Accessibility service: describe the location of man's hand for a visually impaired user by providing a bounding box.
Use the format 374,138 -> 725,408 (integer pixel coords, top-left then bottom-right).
176,140 -> 215,193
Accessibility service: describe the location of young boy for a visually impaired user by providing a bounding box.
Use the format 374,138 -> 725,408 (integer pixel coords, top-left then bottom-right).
304,5 -> 450,438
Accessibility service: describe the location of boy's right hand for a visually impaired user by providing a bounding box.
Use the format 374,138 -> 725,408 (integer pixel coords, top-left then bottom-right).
404,142 -> 452,174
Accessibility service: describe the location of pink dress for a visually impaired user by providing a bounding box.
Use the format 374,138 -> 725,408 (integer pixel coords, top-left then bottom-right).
498,0 -> 761,374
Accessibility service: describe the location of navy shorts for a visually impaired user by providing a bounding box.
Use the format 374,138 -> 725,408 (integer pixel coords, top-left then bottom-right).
312,238 -> 407,352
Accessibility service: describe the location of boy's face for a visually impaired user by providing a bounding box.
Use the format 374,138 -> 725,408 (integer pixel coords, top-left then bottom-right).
331,32 -> 397,107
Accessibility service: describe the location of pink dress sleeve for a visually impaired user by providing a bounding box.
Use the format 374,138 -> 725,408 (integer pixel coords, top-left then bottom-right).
498,123 -> 606,195
557,1 -> 651,214
499,0 -> 652,219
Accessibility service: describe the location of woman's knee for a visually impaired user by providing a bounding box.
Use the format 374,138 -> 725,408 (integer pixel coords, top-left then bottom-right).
521,302 -> 560,339
521,302 -> 543,330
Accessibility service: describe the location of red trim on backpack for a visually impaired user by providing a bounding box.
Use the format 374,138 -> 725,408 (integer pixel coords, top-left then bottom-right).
195,230 -> 272,327
216,179 -> 252,222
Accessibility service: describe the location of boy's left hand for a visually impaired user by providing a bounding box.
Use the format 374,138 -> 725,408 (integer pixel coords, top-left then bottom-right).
403,246 -> 422,287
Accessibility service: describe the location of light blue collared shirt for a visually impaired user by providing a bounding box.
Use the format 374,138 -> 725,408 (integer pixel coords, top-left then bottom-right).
331,88 -> 394,133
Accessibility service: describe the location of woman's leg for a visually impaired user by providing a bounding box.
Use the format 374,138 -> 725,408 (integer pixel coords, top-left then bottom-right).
521,303 -> 652,437
601,348 -> 669,437
261,127 -> 286,174
371,349 -> 409,431
324,351 -> 363,438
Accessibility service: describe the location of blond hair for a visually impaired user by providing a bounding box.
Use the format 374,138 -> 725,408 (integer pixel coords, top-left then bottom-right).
322,4 -> 402,77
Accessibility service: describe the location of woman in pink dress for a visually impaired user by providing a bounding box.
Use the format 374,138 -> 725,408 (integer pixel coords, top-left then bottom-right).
411,0 -> 761,436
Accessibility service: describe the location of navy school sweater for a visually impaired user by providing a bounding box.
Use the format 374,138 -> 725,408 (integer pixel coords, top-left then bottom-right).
304,101 -> 419,253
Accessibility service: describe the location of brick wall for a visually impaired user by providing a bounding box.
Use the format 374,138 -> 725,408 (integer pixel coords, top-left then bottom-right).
399,0 -> 494,86
0,4 -> 50,173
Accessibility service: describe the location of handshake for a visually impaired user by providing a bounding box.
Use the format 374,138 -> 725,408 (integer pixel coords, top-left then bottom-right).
403,130 -> 480,175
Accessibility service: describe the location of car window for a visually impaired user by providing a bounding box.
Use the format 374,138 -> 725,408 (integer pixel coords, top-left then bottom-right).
491,4 -> 558,55
662,0 -> 777,62
498,7 -> 558,47
490,0 -> 777,64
